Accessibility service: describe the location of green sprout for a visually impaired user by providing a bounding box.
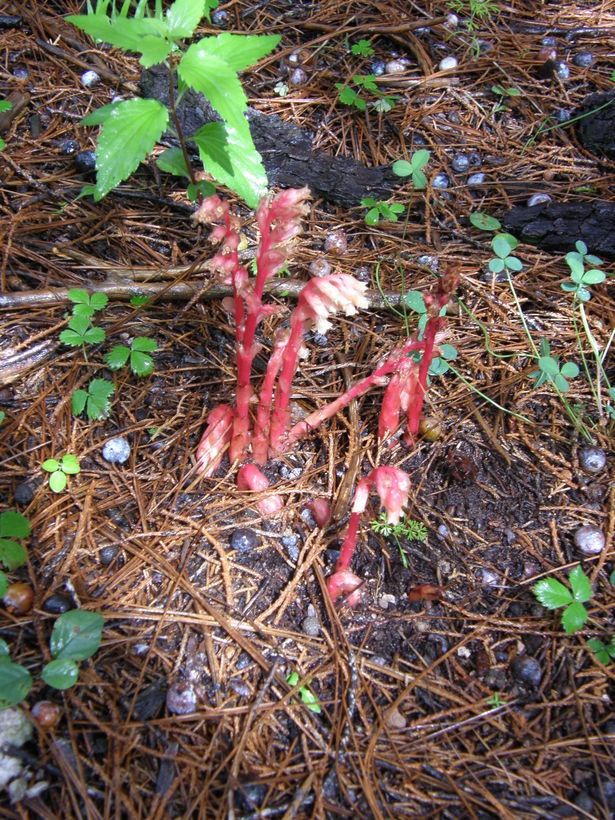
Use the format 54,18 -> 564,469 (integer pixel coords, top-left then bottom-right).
533,565 -> 592,634
392,149 -> 431,190
528,337 -> 579,393
360,197 -> 405,226
41,454 -> 81,493
104,337 -> 157,377
286,672 -> 321,714
587,635 -> 615,666
486,691 -> 505,708
67,288 -> 108,318
350,39 -> 374,57
336,75 -> 396,113
71,378 -> 115,420
491,84 -> 520,113
370,511 -> 427,568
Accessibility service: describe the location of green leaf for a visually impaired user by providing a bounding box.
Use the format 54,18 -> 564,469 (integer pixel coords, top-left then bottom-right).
575,240 -> 588,255
71,389 -> 88,417
0,661 -> 32,708
86,379 -> 115,419
561,601 -> 588,634
577,287 -> 591,302
186,179 -> 215,201
41,459 -> 60,473
41,658 -> 79,690
67,14 -> 171,67
391,159 -> 412,177
193,120 -> 268,209
361,197 -> 377,208
0,539 -> 27,571
61,454 -> 80,474
351,39 -> 374,57
470,212 -> 501,231
405,291 -> 426,313
80,100 -> 123,127
59,329 -> 84,347
49,472 -> 67,493
364,207 -> 380,226
104,345 -> 131,370
166,0 -> 205,39
155,146 -> 190,178
0,101 -> 12,112
189,33 -> 280,73
561,281 -> 577,292
0,411 -> 4,425
492,234 -> 514,258
50,610 -> 104,661
488,258 -> 504,273
84,326 -> 106,344
410,148 -> 430,170
553,374 -> 569,393
93,98 -> 169,199
439,343 -> 457,360
412,169 -> 426,189
565,253 -> 584,278
299,687 -> 321,713
610,569 -> 615,586
0,572 -> 6,599
130,350 -> 154,376
0,637 -> 8,657
130,295 -> 150,307
67,288 -> 90,305
533,577 -> 572,609
505,256 -> 523,272
560,362 -> 579,378
71,303 -> 95,319
389,202 -> 405,214
568,565 -> 592,603
131,336 -> 157,352
583,269 -> 605,285
90,293 -> 108,311
0,511 -> 30,540
587,638 -> 610,665
337,85 -> 362,108
428,357 -> 449,376
538,356 -> 559,377
68,313 -> 91,336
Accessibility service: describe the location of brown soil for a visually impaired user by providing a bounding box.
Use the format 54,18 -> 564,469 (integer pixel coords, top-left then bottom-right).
0,1 -> 614,817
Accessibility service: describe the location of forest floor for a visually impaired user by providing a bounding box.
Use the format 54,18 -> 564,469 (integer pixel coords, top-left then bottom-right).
0,1 -> 614,817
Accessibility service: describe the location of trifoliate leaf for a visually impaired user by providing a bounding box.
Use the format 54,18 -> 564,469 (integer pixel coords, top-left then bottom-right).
488,258 -> 504,273
193,120 -> 267,209
0,510 -> 30,539
492,234 -> 514,258
568,565 -> 592,603
71,303 -> 95,318
561,601 -> 588,634
131,336 -> 157,353
538,356 -> 559,377
155,146 -> 190,178
166,0 -> 205,39
86,379 -> 115,419
84,326 -> 106,344
104,345 -> 131,370
49,471 -> 67,493
533,577 -> 572,609
41,658 -> 79,690
41,459 -> 60,473
50,610 -> 104,661
94,98 -> 169,199
0,539 -> 26,571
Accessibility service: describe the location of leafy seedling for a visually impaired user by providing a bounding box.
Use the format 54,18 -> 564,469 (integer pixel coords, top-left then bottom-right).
491,84 -> 520,112
469,211 -> 501,231
350,39 -> 374,57
0,511 -> 30,598
562,241 -> 605,302
587,635 -> 615,666
391,149 -> 431,190
59,313 -> 105,348
41,610 -> 104,690
0,411 -> 4,425
0,641 -> 33,708
104,337 -> 157,377
371,511 -> 427,568
404,290 -> 458,374
533,565 -> 592,634
336,74 -> 396,113
72,378 -> 115,420
528,337 -> 579,393
361,197 -> 405,226
0,100 -> 11,150
486,691 -> 505,708
129,295 -> 150,307
488,233 -> 523,274
42,454 -> 81,493
286,672 -> 321,714
67,288 -> 108,318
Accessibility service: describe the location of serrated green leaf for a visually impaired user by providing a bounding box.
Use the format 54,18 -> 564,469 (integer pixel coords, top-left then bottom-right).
568,565 -> 592,603
104,345 -> 131,369
188,32 -> 280,73
86,379 -> 115,419
131,336 -> 157,352
587,638 -> 610,665
41,459 -> 60,473
49,471 -> 67,493
90,293 -> 108,310
561,601 -> 588,633
67,14 -> 171,67
470,212 -> 501,231
0,660 -> 32,708
155,146 -> 190,177
130,350 -> 154,376
166,0 -> 205,39
41,658 -> 79,690
0,511 -> 30,539
193,120 -> 267,209
84,326 -> 106,344
389,202 -> 405,214
71,389 -> 88,417
61,454 -> 80,474
351,39 -> 374,57
337,85 -> 360,106
130,295 -> 150,307
0,539 -> 26,571
361,197 -> 377,207
68,313 -> 92,335
67,288 -> 90,304
94,98 -> 169,198
80,100 -> 123,127
71,303 -> 96,319
391,159 -> 412,177
50,610 -> 104,661
364,207 -> 380,226
533,577 -> 572,609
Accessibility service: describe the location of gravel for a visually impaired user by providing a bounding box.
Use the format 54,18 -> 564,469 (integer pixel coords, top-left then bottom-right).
230,528 -> 259,553
511,655 -> 542,687
42,593 -> 72,615
578,446 -> 606,473
102,437 -> 131,464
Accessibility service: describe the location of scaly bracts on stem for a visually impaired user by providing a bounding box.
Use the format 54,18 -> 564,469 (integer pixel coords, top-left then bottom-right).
236,464 -> 284,516
327,466 -> 411,606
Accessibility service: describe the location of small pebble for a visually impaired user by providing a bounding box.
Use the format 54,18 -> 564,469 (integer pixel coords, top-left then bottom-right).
417,254 -> 439,271
102,437 -> 130,464
573,52 -> 593,68
468,172 -> 485,187
13,482 -> 34,505
12,66 -> 28,80
578,446 -> 606,473
541,36 -> 557,47
42,593 -> 72,615
438,56 -> 458,72
282,533 -> 300,562
80,70 -> 100,88
99,546 -> 118,565
371,59 -> 386,76
371,655 -> 387,666
289,67 -> 307,86
228,678 -> 250,697
355,265 -> 370,283
478,568 -> 499,587
511,654 -> 542,687
230,528 -> 258,553
385,707 -> 407,730
468,152 -> 481,166
166,681 -> 197,714
210,9 -> 229,27
574,524 -> 605,556
3,583 -> 33,614
323,231 -> 347,255
300,508 -> 316,528
31,701 -> 61,728
385,58 -> 408,75
59,139 -> 79,156
527,193 -> 552,207
539,45 -> 557,62
573,792 -> 593,812
555,61 -> 569,79
432,172 -> 450,189
445,13 -> 459,28
236,652 -> 251,671
451,154 -> 469,173
436,524 -> 450,538
378,593 -> 396,610
553,108 -> 571,123
75,150 -> 96,174
312,332 -> 329,347
302,616 -> 321,637
309,259 -> 330,278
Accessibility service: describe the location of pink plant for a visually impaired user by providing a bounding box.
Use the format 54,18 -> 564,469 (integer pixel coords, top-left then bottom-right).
236,464 -> 284,516
326,466 -> 411,605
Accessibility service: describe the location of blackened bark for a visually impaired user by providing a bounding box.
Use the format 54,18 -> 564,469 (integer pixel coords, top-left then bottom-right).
573,89 -> 615,159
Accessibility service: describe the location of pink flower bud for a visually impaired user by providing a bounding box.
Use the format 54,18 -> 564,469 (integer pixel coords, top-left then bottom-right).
326,569 -> 363,606
236,464 -> 284,516
372,466 -> 410,524
196,404 -> 233,476
297,274 -> 368,333
307,498 -> 330,527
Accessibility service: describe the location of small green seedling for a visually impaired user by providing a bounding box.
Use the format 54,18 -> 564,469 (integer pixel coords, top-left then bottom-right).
0,100 -> 11,151
42,454 -> 81,493
486,691 -> 505,708
129,295 -> 150,307
67,288 -> 108,318
587,635 -> 615,665
0,610 -> 104,707
533,565 -> 592,634
391,149 -> 431,190
561,241 -> 606,303
72,378 -> 115,420
0,511 -> 30,598
59,313 -> 105,349
286,672 -> 321,713
469,211 -> 501,232
336,75 -> 396,113
361,197 -> 405,226
371,511 -> 427,568
528,337 -> 579,393
404,290 -> 458,374
491,84 -> 520,113
488,233 -> 523,275
0,411 -> 4,425
104,337 -> 157,377
350,39 -> 374,57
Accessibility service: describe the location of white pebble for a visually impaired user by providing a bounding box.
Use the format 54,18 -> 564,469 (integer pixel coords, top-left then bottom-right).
81,70 -> 100,88
439,56 -> 458,72
102,436 -> 131,464
527,193 -> 552,207
385,59 -> 409,75
445,13 -> 459,28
